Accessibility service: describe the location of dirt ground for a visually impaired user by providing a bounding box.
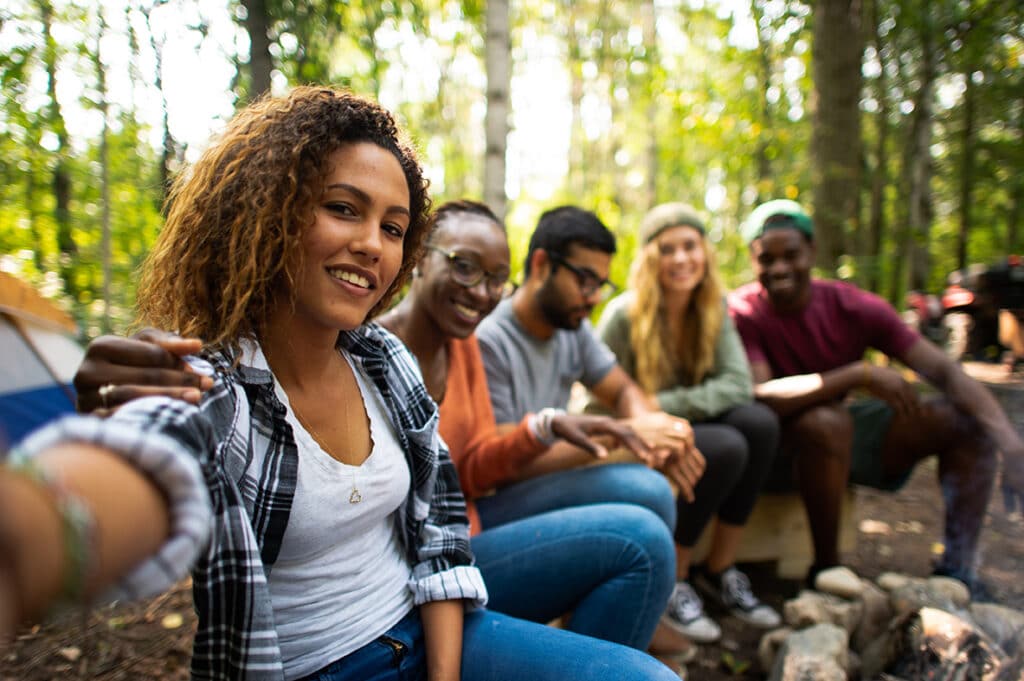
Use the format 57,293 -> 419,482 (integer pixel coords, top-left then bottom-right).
4,363 -> 1024,681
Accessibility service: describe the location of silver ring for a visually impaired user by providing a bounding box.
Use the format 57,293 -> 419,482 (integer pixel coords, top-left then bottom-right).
98,383 -> 116,410
673,422 -> 684,432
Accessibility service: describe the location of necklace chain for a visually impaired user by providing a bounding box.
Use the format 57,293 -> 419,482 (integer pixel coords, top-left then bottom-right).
290,387 -> 363,505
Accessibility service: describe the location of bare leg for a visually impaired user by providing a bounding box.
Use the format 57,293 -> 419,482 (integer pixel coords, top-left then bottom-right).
783,403 -> 854,568
705,521 -> 745,574
879,397 -> 997,575
674,544 -> 692,580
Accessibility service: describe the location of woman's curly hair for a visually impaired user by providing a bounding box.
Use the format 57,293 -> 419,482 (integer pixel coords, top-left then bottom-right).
136,86 -> 432,353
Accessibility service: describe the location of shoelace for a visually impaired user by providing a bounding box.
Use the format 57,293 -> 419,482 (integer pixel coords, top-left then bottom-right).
721,569 -> 759,610
672,583 -> 705,621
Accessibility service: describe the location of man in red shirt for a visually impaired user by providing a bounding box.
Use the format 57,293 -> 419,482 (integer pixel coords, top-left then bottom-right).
728,199 -> 1024,597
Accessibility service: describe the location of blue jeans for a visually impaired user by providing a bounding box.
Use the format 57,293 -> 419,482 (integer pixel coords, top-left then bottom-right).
299,607 -> 681,681
475,463 -> 677,533
471,503 -> 675,649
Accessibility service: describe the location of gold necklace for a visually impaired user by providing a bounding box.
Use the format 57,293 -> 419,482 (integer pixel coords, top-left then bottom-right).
291,399 -> 363,505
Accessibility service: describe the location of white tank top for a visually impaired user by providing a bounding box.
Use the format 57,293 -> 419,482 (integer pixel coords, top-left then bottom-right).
268,350 -> 413,680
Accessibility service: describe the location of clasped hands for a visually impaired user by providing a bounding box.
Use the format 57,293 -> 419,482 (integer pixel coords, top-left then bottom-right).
620,411 -> 705,502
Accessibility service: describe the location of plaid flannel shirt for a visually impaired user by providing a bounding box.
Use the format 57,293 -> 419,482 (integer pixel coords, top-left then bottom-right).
23,323 -> 485,681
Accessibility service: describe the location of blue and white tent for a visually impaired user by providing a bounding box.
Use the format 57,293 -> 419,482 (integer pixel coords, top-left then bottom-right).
0,272 -> 84,447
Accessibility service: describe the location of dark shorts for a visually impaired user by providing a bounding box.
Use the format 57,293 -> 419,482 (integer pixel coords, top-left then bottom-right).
765,398 -> 912,493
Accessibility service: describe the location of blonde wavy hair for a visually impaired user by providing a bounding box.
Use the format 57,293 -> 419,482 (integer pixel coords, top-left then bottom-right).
628,230 -> 724,392
136,87 -> 432,354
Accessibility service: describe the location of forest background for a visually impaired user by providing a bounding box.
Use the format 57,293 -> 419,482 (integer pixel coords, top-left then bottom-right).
1,0 -> 1022,339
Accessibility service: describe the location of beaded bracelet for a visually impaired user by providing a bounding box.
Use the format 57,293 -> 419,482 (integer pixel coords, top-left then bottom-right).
6,452 -> 96,608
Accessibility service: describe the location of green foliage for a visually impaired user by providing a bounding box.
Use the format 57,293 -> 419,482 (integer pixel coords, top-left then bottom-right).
2,0 -> 1022,339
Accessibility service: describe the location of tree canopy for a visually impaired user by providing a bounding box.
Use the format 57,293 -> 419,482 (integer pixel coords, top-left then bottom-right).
1,0 -> 1021,337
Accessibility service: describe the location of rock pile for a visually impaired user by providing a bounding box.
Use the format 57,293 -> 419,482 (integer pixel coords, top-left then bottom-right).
759,567 -> 1024,681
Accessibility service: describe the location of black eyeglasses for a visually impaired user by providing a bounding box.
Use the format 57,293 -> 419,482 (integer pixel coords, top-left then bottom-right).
548,252 -> 618,299
427,246 -> 513,297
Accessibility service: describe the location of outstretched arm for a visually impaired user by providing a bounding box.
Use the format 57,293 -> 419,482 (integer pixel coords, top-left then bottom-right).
901,338 -> 1024,510
0,442 -> 170,638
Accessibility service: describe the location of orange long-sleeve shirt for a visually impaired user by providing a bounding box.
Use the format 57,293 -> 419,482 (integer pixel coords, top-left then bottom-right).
438,335 -> 546,535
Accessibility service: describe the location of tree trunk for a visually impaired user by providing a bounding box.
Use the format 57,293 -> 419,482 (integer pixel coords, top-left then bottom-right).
810,0 -> 864,273
566,3 -> 586,200
1009,100 -> 1024,254
957,71 -> 976,270
750,0 -> 773,199
142,4 -> 174,203
642,0 -> 658,210
39,0 -> 77,301
905,30 -> 937,293
483,0 -> 510,221
94,9 -> 112,333
1010,100 -> 1024,253
866,0 -> 889,293
241,0 -> 272,101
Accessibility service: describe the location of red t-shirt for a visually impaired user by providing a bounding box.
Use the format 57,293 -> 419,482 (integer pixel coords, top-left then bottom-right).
727,279 -> 920,378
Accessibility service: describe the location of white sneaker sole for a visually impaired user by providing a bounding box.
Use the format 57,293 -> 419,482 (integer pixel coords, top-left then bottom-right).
658,613 -> 722,644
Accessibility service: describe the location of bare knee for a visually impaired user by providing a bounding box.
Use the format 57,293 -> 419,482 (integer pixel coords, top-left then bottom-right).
786,404 -> 854,465
922,399 -> 999,481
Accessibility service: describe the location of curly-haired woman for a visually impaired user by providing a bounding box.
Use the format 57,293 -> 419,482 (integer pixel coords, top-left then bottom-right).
588,202 -> 782,643
0,88 -> 678,681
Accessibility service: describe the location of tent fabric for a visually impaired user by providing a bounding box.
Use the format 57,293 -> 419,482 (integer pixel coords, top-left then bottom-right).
0,273 -> 83,447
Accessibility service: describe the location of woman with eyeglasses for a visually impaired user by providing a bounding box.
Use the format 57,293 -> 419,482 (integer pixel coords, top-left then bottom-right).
377,200 -> 681,658
587,203 -> 782,644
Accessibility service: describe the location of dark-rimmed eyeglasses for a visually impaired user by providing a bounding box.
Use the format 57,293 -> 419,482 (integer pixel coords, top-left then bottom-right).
548,252 -> 618,300
427,246 -> 513,297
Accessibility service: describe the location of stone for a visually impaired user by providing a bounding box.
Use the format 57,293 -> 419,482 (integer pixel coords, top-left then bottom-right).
924,576 -> 970,609
852,579 -> 894,653
767,623 -> 848,681
889,578 -> 962,616
844,650 -> 861,680
758,627 -> 793,673
814,566 -> 864,599
876,572 -> 911,592
970,602 -> 1024,654
784,589 -> 864,634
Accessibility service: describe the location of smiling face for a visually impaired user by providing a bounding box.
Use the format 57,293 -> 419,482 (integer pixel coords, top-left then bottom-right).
416,213 -> 511,339
287,141 -> 411,334
654,225 -> 707,298
750,227 -> 815,312
537,244 -> 612,330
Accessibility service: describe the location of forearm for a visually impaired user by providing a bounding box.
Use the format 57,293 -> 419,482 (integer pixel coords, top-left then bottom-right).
613,383 -> 658,418
509,440 -> 594,480
753,362 -> 864,417
934,364 -> 1022,453
420,599 -> 464,681
0,443 -> 170,632
456,418 -> 546,498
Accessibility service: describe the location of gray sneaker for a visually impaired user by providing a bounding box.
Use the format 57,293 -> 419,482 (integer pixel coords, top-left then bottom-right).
661,581 -> 722,643
696,566 -> 781,629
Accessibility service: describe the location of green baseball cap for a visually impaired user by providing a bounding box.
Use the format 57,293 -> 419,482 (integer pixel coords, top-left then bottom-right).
741,199 -> 813,245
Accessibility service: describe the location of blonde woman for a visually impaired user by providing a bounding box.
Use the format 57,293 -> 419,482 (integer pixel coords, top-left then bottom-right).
591,203 -> 781,643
